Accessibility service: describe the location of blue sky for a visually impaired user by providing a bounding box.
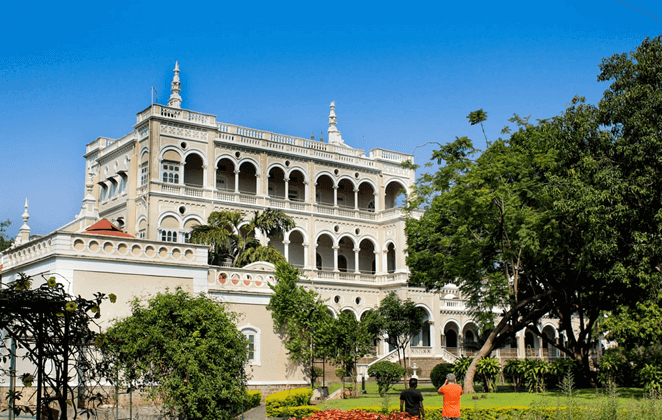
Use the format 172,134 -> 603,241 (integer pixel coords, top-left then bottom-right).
1,0 -> 660,238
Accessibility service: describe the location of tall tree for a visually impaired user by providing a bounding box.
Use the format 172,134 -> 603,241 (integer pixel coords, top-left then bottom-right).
405,122 -> 564,392
190,209 -> 294,267
366,292 -> 425,386
103,288 -> 249,420
323,310 -> 377,396
407,36 -> 662,390
266,262 -> 332,388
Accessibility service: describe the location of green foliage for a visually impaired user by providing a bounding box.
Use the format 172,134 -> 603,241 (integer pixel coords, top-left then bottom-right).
267,262 -> 333,388
246,390 -> 262,410
467,109 -> 489,143
103,288 -> 248,420
430,363 -> 454,388
272,405 -> 320,418
640,364 -> 662,394
190,209 -> 294,267
549,358 -> 580,390
475,356 -> 500,392
522,358 -> 550,393
406,36 -> 662,391
367,361 -> 406,396
0,219 -> 13,252
323,310 -> 377,392
265,388 -> 313,417
365,292 -> 425,377
0,273 -> 112,419
503,359 -> 526,391
602,301 -> 662,351
452,356 -> 473,383
598,347 -> 633,387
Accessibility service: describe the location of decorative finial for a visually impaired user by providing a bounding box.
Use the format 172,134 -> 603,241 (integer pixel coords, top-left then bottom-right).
327,101 -> 345,145
18,198 -> 31,244
168,61 -> 182,109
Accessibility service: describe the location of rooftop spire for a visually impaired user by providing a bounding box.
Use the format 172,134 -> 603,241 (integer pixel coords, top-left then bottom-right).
168,61 -> 182,109
327,101 -> 345,146
17,198 -> 31,245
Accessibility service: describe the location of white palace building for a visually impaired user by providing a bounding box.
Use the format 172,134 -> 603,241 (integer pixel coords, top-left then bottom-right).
1,63 -> 567,394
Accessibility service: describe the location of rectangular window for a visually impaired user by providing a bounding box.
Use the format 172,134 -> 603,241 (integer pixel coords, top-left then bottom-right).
162,161 -> 180,184
247,335 -> 255,360
140,165 -> 148,186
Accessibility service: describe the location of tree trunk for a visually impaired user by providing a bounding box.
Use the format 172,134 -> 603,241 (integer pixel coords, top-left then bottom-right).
462,333 -> 496,394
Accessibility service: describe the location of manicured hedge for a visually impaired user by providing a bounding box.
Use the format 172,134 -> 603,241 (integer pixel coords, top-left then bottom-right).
272,405 -> 320,418
246,390 -> 262,410
265,387 -> 314,417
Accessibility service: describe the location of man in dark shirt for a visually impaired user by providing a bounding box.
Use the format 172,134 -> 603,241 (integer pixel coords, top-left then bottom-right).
400,378 -> 424,418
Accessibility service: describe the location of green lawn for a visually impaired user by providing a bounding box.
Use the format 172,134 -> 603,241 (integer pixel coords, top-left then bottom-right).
322,382 -> 648,411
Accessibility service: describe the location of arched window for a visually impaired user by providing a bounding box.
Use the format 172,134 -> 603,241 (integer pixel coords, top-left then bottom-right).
316,253 -> 322,270
241,327 -> 260,365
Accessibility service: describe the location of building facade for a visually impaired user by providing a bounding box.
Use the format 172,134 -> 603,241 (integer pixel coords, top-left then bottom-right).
1,63 -> 568,393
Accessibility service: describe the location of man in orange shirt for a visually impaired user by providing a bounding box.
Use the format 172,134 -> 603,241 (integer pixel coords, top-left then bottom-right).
438,373 -> 462,420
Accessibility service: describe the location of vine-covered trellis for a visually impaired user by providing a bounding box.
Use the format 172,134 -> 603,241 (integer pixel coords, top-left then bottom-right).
0,273 -> 114,420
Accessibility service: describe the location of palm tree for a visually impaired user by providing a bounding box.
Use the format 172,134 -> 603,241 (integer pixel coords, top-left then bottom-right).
190,209 -> 294,267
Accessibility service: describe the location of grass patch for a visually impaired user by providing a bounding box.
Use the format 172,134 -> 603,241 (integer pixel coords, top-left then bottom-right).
323,384 -> 648,411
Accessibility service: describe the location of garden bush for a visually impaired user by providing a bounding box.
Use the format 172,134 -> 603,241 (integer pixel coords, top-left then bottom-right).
272,405 -> 319,418
246,390 -> 262,409
452,356 -> 472,383
598,347 -> 634,387
367,361 -> 406,396
430,363 -> 454,388
475,356 -> 500,392
265,388 -> 313,417
503,359 -> 526,391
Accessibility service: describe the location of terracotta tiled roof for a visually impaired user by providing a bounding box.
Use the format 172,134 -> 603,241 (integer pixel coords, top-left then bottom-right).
85,219 -> 134,238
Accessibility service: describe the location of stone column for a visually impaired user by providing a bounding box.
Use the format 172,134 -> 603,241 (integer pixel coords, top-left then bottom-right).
353,247 -> 360,273
333,245 -> 340,272
284,177 -> 290,201
283,239 -> 290,261
234,170 -> 240,194
354,188 -> 359,210
333,185 -> 338,207
303,243 -> 311,269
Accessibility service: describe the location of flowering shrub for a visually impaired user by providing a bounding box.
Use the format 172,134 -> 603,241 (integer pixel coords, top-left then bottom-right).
292,410 -> 416,420
292,407 -> 576,420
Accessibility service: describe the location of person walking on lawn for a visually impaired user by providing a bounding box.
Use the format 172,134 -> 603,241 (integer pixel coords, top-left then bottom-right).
400,378 -> 425,418
438,373 -> 462,420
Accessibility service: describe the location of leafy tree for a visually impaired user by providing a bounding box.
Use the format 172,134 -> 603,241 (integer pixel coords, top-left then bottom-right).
323,310 -> 377,397
266,262 -> 332,388
367,361 -> 406,397
0,273 -> 114,420
405,121 -> 564,392
365,292 -> 425,386
0,219 -> 13,252
103,288 -> 249,420
190,209 -> 294,267
406,85 -> 654,391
